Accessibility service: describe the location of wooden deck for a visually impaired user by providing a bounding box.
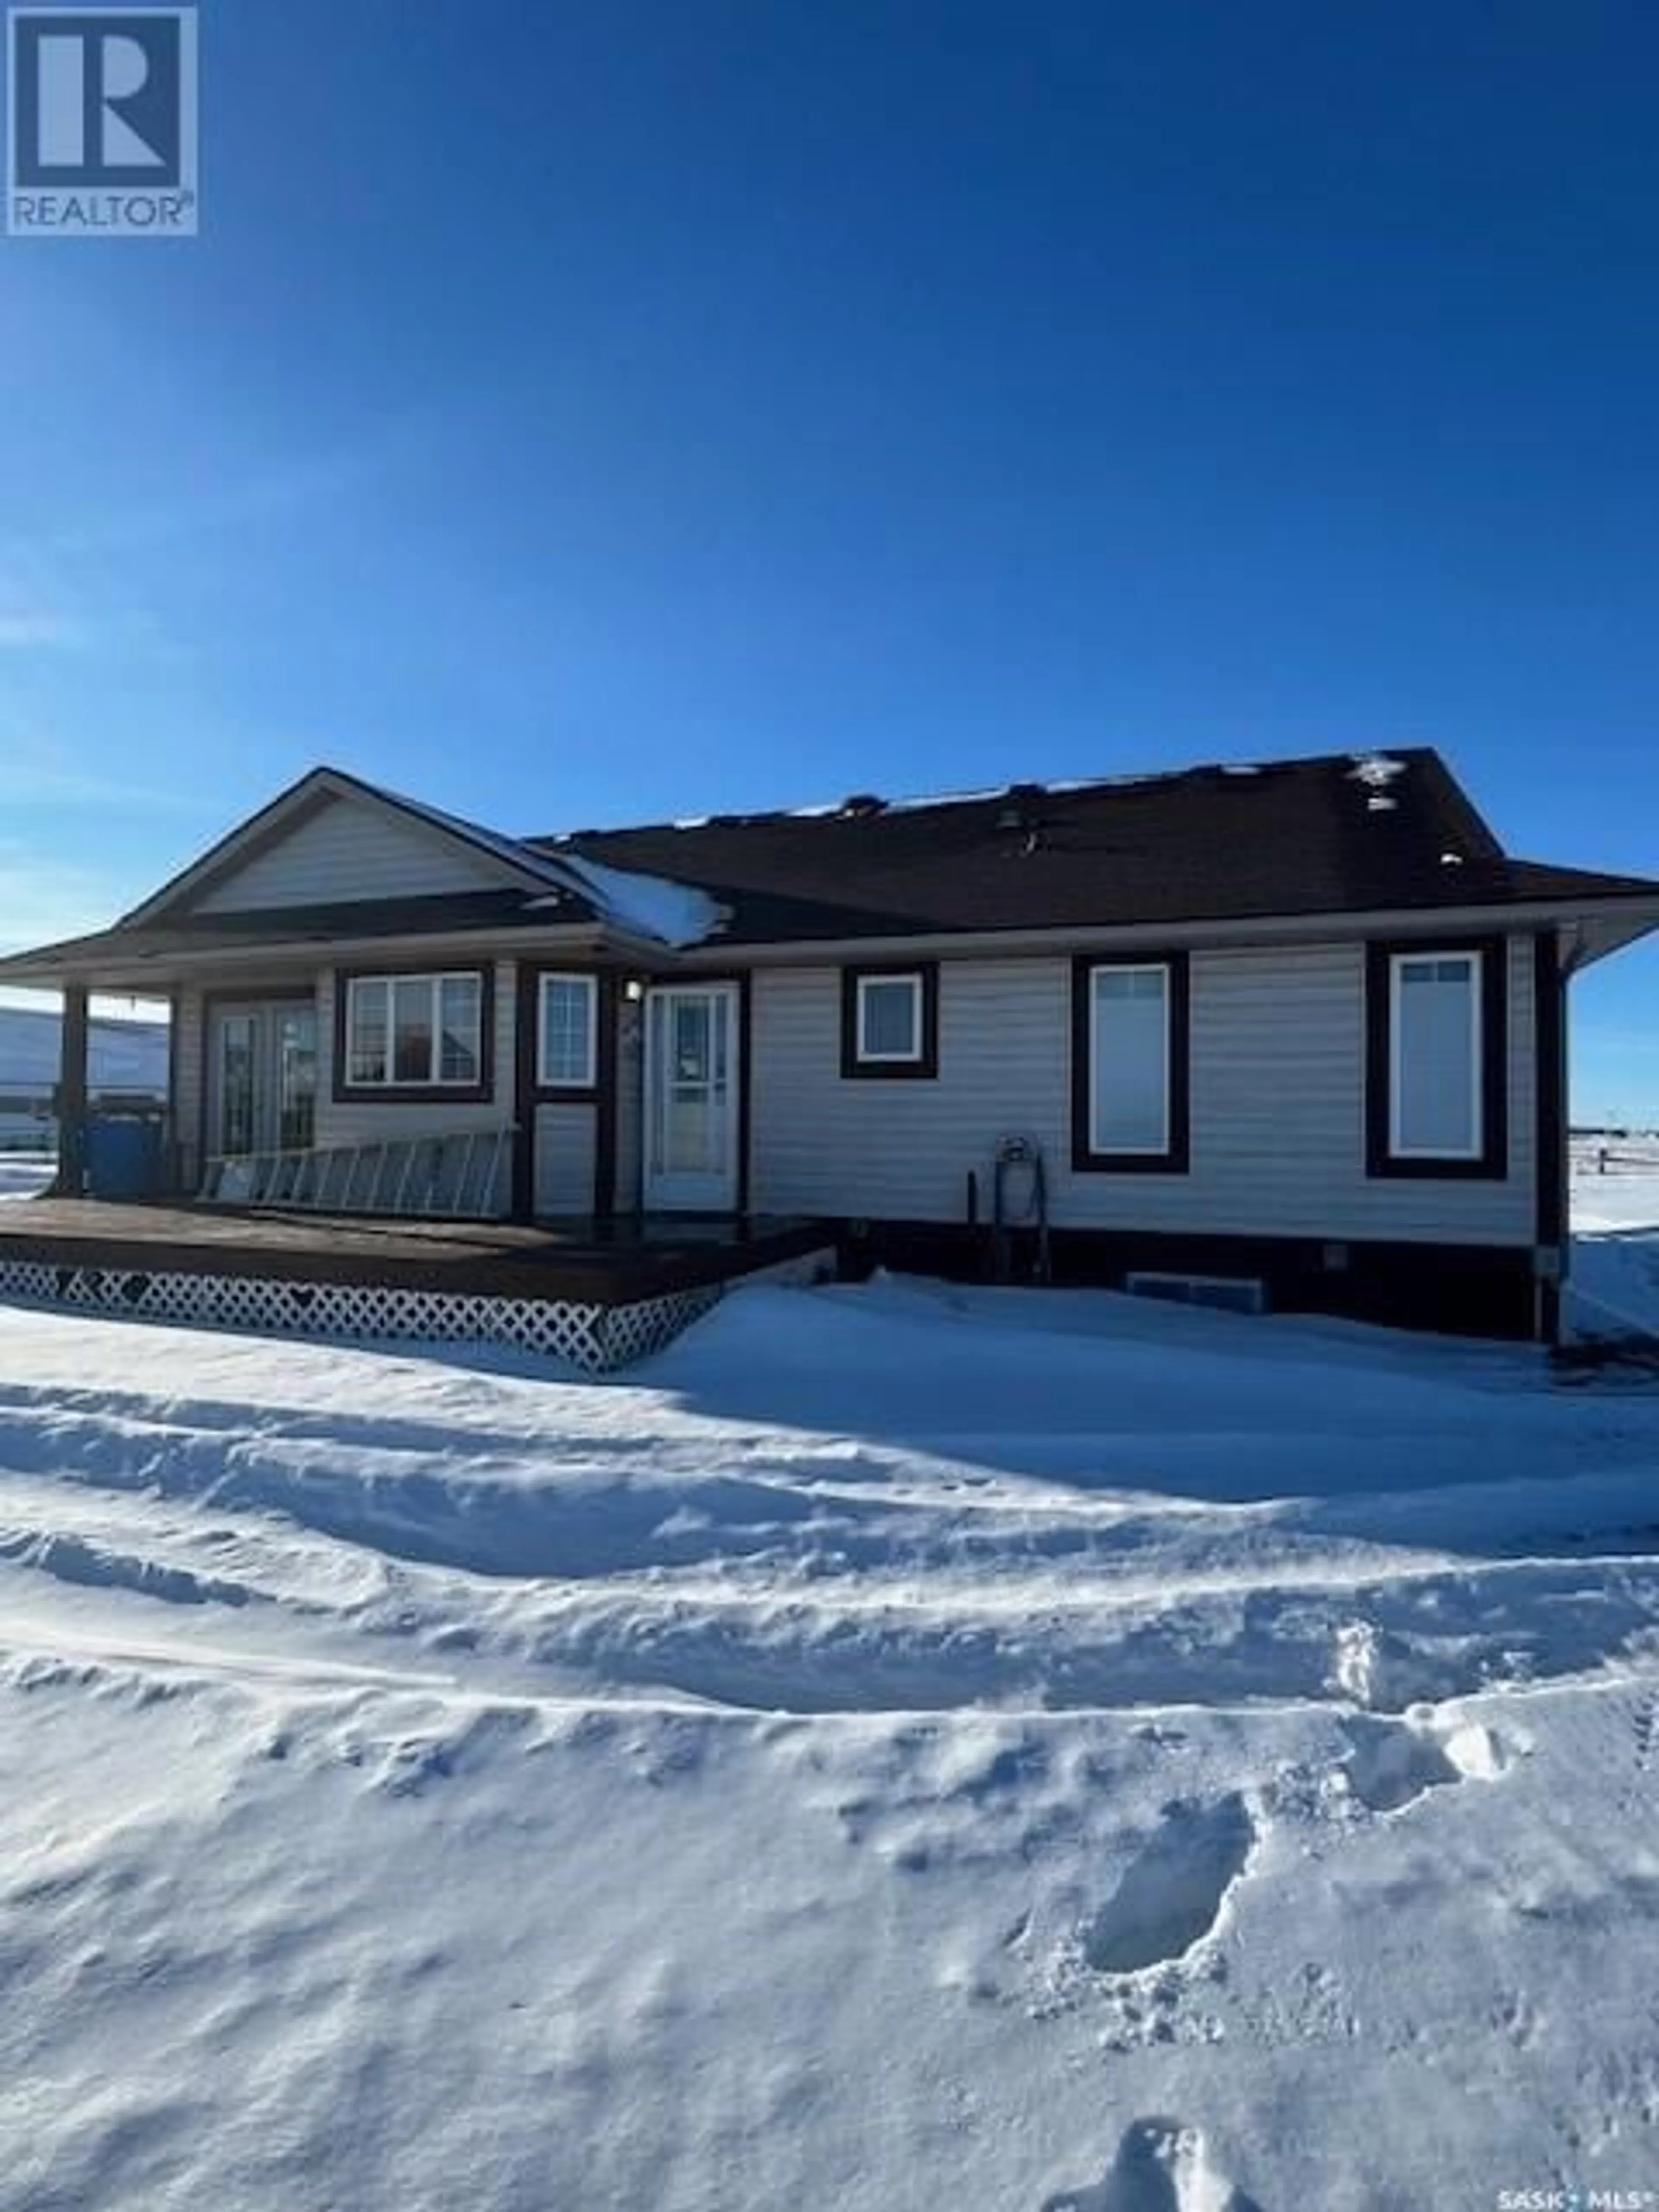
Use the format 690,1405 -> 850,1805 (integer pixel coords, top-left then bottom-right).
0,1199 -> 834,1307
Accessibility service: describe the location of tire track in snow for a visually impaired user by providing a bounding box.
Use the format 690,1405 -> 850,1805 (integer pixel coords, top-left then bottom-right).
1,1359 -> 1657,1724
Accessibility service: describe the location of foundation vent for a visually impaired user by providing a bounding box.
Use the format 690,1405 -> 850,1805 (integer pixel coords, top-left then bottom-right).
1123,1270 -> 1268,1317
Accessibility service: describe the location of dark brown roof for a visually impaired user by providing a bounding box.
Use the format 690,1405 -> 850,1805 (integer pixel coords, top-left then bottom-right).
539,748 -> 1659,944
2,748 -> 1653,988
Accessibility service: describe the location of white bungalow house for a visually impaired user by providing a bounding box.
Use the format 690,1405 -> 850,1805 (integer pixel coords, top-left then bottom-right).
0,746 -> 1654,1346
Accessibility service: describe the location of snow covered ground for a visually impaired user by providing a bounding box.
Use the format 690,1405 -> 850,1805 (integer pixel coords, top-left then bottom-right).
0,1258 -> 1657,2211
0,1154 -> 54,1201
1571,1138 -> 1659,1340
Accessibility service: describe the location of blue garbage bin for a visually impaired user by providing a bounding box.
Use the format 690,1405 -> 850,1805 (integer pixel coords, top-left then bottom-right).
85,1109 -> 166,1200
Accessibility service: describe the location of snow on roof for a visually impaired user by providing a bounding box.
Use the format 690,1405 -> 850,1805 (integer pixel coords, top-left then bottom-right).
364,776 -> 722,947
1349,752 -> 1409,789
669,766 -> 1200,829
531,853 -> 725,948
535,752 -> 1434,850
879,768 -> 1191,814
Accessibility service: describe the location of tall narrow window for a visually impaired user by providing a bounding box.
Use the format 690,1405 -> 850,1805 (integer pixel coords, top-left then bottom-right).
537,973 -> 598,1090
438,976 -> 482,1084
1071,954 -> 1190,1172
391,977 -> 434,1083
1092,966 -> 1168,1152
347,979 -> 388,1086
1366,938 -> 1506,1179
1390,953 -> 1479,1158
218,1013 -> 257,1155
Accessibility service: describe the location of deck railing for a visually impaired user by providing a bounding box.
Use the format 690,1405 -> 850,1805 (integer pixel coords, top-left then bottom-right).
199,1128 -> 512,1220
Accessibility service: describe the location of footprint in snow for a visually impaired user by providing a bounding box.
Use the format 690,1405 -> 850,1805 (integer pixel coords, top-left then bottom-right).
1042,2115 -> 1264,2212
1080,1794 -> 1254,1977
1634,1689 -> 1659,1772
1339,1712 -> 1507,1815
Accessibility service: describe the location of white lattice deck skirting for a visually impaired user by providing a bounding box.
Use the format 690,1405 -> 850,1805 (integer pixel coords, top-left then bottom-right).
0,1260 -> 721,1372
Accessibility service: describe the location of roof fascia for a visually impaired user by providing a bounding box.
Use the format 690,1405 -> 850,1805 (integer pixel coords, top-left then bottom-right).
667,894 -> 1659,967
0,918 -> 653,992
1561,910 -> 1659,974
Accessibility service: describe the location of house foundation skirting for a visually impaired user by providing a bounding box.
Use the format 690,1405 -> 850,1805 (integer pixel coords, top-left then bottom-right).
0,1259 -> 722,1372
839,1221 -> 1548,1342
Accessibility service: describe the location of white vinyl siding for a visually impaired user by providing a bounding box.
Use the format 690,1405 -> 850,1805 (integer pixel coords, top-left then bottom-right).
173,985 -> 204,1187
537,973 -> 597,1089
855,974 -> 923,1063
191,794 -> 517,913
1390,953 -> 1480,1159
749,941 -> 1536,1246
534,1103 -> 596,1214
1087,964 -> 1170,1154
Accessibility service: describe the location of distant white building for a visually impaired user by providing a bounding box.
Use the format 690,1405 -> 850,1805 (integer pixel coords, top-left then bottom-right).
0,1005 -> 168,1146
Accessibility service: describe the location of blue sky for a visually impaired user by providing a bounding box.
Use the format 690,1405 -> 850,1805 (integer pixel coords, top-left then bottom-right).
1,0 -> 1656,1116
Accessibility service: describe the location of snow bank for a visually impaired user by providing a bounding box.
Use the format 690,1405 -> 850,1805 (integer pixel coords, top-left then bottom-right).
0,1154 -> 53,1201
0,1268 -> 1656,2210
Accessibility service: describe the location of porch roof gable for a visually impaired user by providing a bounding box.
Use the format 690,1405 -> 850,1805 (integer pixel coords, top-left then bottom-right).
0,767 -> 728,988
119,766 -> 601,927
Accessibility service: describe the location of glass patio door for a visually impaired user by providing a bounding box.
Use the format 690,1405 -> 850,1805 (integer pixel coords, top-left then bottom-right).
642,984 -> 740,1211
209,1000 -> 317,1158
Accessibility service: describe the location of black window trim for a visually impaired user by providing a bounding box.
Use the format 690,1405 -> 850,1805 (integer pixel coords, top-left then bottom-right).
1070,950 -> 1191,1174
1365,934 -> 1508,1181
839,961 -> 939,1080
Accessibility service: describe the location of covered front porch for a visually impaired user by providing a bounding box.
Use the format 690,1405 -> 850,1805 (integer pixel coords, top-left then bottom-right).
0,764 -> 746,1228
29,949 -> 750,1232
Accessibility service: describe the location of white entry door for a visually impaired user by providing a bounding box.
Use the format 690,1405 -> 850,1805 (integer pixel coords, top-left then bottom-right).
643,984 -> 741,1211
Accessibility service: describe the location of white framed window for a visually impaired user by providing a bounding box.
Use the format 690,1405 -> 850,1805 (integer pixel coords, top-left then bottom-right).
1088,962 -> 1172,1156
841,964 -> 938,1079
537,972 -> 598,1090
856,973 -> 924,1063
1389,950 -> 1481,1160
344,971 -> 483,1088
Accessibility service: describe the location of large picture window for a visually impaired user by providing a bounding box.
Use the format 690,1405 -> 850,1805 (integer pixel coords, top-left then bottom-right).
1366,938 -> 1506,1179
1071,953 -> 1190,1172
343,971 -> 485,1090
537,973 -> 598,1090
